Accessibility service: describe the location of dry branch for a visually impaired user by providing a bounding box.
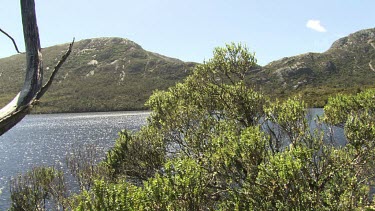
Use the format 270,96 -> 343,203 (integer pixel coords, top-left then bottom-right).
0,28 -> 22,54
36,38 -> 74,100
0,0 -> 73,136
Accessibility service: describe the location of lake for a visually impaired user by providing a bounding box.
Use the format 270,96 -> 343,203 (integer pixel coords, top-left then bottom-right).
0,111 -> 150,210
0,108 -> 345,209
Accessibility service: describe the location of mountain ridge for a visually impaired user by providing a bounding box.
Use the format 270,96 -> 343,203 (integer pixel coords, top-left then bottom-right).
0,37 -> 196,113
251,27 -> 375,106
0,28 -> 374,112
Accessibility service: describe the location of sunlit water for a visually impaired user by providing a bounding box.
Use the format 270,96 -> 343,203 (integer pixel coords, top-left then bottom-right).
0,109 -> 346,209
0,111 -> 149,210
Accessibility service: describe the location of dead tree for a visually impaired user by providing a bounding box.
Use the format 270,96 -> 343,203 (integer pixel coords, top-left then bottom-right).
0,0 -> 74,136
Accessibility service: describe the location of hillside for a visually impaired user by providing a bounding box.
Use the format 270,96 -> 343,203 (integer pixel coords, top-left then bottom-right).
249,28 -> 375,106
0,28 -> 374,113
0,38 -> 196,113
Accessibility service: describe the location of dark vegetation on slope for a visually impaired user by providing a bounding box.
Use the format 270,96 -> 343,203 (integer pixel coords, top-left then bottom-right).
250,28 -> 375,107
0,28 -> 374,113
0,37 -> 196,113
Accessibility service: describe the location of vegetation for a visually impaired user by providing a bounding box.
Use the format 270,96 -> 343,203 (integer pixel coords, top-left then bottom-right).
9,43 -> 375,210
254,28 -> 375,107
1,28 -> 374,113
0,38 -> 196,113
9,166 -> 67,210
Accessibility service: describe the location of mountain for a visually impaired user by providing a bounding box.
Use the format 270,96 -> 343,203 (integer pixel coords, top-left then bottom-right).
1,28 -> 374,113
249,28 -> 375,106
0,38 -> 196,113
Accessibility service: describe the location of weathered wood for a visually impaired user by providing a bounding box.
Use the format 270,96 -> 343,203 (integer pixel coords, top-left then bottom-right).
19,0 -> 43,106
0,0 -> 73,136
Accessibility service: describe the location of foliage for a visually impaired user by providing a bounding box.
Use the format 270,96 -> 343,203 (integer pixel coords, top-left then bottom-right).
10,43 -> 375,210
324,89 -> 375,126
104,128 -> 166,181
9,166 -> 67,211
72,180 -> 143,211
90,43 -> 375,209
264,96 -> 308,151
142,157 -> 214,210
66,143 -> 110,191
94,43 -> 375,209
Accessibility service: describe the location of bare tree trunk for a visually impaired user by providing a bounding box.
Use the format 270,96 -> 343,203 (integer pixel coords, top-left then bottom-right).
19,0 -> 43,106
0,0 -> 73,136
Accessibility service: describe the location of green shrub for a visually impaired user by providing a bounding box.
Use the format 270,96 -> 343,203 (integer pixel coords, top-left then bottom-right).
10,166 -> 67,211
12,43 -> 375,210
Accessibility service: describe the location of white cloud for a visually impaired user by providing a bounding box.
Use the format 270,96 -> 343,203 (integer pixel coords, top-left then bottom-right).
306,20 -> 327,32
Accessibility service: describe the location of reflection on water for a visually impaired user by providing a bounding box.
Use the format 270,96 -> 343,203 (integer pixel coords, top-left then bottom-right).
308,108 -> 346,146
0,111 -> 149,210
262,108 -> 346,150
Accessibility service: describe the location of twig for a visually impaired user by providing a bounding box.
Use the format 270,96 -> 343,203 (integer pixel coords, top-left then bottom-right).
0,28 -> 22,53
36,38 -> 75,99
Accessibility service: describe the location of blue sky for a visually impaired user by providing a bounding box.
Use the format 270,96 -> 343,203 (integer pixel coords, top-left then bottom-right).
0,0 -> 374,65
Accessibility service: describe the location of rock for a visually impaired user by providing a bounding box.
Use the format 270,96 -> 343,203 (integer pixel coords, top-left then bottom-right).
275,62 -> 313,78
87,60 -> 98,66
324,61 -> 337,72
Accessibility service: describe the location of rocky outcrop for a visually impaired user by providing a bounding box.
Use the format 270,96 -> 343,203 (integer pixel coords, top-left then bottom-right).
275,62 -> 313,78
330,28 -> 375,51
324,61 -> 336,72
252,28 -> 375,106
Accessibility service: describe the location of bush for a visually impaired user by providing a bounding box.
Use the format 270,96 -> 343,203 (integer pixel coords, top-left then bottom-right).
9,166 -> 67,211
92,43 -> 375,209
12,43 -> 375,210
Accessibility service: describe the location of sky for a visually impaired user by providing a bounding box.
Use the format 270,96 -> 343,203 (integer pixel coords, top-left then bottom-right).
0,0 -> 374,65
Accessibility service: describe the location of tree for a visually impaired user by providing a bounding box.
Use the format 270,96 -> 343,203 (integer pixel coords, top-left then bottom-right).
0,0 -> 73,136
95,43 -> 375,210
10,43 -> 375,210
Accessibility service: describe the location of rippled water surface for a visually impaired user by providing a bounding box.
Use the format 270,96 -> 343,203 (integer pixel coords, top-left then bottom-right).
0,111 -> 149,209
0,109 -> 345,209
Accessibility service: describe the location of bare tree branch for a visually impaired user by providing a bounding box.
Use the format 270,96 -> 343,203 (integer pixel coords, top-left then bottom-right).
36,38 -> 75,100
0,0 -> 73,136
0,28 -> 22,54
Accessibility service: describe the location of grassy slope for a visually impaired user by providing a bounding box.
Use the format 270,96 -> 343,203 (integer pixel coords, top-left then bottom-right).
0,28 -> 374,112
0,38 -> 196,113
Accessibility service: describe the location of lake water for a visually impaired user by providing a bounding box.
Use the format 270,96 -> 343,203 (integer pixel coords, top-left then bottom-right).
0,109 -> 345,209
0,111 -> 150,210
